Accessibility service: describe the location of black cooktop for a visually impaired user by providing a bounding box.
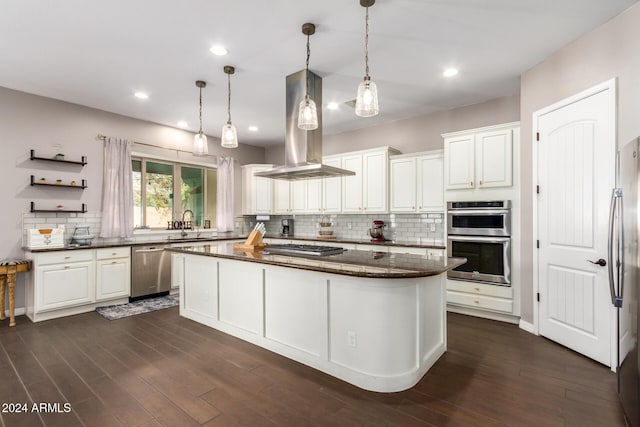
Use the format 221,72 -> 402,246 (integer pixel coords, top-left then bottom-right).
265,244 -> 344,256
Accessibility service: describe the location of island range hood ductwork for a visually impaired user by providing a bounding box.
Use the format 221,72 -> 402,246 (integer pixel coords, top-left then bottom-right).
254,70 -> 355,180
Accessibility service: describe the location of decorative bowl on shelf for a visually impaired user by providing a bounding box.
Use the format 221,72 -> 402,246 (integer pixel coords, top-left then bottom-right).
55,179 -> 62,185
70,180 -> 77,186
55,153 -> 65,160
39,177 -> 46,183
56,205 -> 64,210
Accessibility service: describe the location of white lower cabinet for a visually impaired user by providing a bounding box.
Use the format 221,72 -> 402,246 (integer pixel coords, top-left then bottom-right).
26,247 -> 131,322
96,247 -> 131,301
36,260 -> 94,312
446,279 -> 514,315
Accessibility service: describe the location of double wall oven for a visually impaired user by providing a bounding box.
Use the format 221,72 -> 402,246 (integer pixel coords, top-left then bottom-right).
447,201 -> 511,286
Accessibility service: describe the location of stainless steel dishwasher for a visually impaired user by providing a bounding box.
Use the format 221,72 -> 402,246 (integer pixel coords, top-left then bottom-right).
131,244 -> 171,300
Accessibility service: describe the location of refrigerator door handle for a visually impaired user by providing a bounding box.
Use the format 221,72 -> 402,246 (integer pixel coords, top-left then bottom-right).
618,189 -> 625,304
609,188 -> 623,308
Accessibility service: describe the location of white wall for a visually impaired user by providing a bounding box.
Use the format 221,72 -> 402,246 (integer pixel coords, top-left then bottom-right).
0,86 -> 265,312
265,95 -> 520,162
520,3 -> 640,323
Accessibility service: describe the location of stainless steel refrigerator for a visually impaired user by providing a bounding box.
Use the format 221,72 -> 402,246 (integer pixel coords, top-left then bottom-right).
615,137 -> 640,426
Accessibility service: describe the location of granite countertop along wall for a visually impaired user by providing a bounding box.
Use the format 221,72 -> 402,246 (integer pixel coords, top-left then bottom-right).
168,242 -> 463,279
24,233 -> 446,253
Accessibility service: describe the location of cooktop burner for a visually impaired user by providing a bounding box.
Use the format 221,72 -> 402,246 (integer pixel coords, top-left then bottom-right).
265,244 -> 344,256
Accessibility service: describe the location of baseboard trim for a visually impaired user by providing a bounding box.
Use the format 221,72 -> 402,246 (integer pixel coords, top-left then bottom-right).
519,319 -> 536,335
446,305 -> 519,324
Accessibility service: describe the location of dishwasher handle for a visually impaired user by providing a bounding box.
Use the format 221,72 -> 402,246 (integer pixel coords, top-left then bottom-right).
135,247 -> 166,253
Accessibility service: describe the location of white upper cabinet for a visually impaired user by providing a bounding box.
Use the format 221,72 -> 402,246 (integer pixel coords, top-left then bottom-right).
273,179 -> 291,214
342,154 -> 364,213
342,147 -> 397,214
443,122 -> 517,190
475,129 -> 513,188
241,164 -> 273,214
322,156 -> 342,213
390,150 -> 444,213
389,156 -> 417,212
417,152 -> 444,211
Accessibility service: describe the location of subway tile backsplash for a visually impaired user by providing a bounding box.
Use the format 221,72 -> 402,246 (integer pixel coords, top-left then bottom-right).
240,212 -> 445,246
24,211 -> 445,247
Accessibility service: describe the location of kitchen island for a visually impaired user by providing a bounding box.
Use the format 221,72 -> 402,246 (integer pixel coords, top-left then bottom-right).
167,242 -> 465,392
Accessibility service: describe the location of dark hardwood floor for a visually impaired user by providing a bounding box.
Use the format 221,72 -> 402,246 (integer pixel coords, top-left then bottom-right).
0,308 -> 626,426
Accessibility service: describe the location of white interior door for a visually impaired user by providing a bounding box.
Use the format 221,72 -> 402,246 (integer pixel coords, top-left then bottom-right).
536,80 -> 616,366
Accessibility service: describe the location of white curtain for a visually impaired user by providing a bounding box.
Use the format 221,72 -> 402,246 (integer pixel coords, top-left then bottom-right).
100,137 -> 134,238
216,156 -> 235,232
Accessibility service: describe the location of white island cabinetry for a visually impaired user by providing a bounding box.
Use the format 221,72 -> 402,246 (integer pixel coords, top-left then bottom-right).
176,245 -> 453,393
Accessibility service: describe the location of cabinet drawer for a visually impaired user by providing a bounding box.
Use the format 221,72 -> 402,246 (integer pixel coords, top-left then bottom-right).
97,247 -> 131,260
447,291 -> 513,313
446,279 -> 512,298
36,250 -> 93,265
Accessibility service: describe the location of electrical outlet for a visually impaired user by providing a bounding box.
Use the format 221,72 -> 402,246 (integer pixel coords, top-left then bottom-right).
347,331 -> 357,347
430,223 -> 436,232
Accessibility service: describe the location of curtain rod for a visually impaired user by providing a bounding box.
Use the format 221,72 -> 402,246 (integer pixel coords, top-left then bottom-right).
95,133 -> 229,160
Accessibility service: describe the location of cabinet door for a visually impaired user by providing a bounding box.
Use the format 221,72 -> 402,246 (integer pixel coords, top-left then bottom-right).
417,154 -> 444,212
96,258 -> 130,300
36,262 -> 94,312
273,180 -> 291,214
476,128 -> 513,188
363,151 -> 388,213
290,180 -> 306,213
390,157 -> 416,212
241,167 -> 254,215
342,154 -> 363,213
306,179 -> 323,213
254,175 -> 273,214
323,157 -> 342,213
445,135 -> 475,190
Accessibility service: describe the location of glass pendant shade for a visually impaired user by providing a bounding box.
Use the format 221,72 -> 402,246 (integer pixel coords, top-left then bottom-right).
193,132 -> 208,155
221,121 -> 238,148
297,95 -> 318,130
355,77 -> 379,117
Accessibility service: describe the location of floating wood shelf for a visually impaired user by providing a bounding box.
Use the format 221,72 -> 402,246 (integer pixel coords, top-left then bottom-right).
30,201 -> 87,213
30,175 -> 87,189
30,149 -> 87,166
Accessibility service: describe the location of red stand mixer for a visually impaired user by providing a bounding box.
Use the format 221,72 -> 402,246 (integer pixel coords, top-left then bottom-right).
368,220 -> 387,243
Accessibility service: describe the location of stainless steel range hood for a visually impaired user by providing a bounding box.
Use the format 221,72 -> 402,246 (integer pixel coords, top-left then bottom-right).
254,70 -> 355,180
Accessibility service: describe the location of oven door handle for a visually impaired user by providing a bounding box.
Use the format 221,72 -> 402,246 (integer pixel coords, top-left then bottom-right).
447,235 -> 511,243
448,209 -> 510,215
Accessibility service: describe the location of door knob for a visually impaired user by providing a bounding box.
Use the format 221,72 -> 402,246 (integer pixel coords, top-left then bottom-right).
587,258 -> 607,267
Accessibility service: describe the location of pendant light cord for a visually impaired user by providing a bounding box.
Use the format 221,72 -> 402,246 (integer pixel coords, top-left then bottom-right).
305,32 -> 311,97
198,86 -> 203,134
364,5 -> 370,78
227,72 -> 232,123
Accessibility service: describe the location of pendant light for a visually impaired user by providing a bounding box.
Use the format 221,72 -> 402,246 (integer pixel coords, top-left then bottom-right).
355,0 -> 379,117
193,80 -> 208,155
221,65 -> 238,148
297,23 -> 318,130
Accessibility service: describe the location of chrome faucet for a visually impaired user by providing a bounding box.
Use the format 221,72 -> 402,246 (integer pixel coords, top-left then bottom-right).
181,209 -> 194,237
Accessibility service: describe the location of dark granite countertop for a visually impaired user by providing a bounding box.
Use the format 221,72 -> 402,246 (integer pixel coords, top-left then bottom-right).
24,233 -> 445,253
167,241 -> 464,279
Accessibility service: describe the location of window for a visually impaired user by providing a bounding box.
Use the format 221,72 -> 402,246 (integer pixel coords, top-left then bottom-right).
132,158 -> 216,229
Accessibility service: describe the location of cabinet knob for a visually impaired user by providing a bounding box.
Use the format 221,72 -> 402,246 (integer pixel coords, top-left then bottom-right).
479,180 -> 483,186
112,261 -> 117,264
64,266 -> 70,269
474,300 -> 480,304
474,287 -> 480,292
470,181 -> 473,187
64,256 -> 71,259
412,206 -> 415,210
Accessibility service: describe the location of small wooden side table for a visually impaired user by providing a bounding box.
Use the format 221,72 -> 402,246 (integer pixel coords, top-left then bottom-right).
0,260 -> 30,327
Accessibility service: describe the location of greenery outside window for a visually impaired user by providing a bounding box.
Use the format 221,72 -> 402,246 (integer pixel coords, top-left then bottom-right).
132,158 -> 216,230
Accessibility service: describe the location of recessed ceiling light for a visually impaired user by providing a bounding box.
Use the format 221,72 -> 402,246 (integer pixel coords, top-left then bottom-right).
327,102 -> 339,110
210,45 -> 228,56
177,121 -> 188,128
443,68 -> 459,77
248,126 -> 259,132
134,91 -> 149,99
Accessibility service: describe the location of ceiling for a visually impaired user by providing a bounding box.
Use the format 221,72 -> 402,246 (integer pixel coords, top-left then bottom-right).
0,0 -> 636,147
